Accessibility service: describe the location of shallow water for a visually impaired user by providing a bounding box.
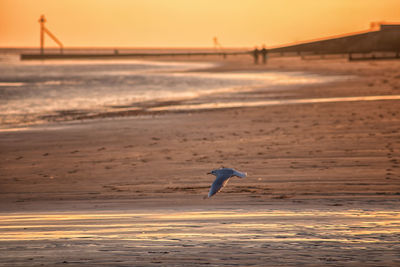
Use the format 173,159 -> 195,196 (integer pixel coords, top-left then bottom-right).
150,95 -> 400,111
0,58 -> 343,128
0,209 -> 399,266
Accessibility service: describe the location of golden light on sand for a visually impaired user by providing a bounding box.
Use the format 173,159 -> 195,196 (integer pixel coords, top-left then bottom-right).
1,210 -> 399,244
1,0 -> 400,47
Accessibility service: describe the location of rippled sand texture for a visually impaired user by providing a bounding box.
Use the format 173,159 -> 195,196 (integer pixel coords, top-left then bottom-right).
1,209 -> 399,266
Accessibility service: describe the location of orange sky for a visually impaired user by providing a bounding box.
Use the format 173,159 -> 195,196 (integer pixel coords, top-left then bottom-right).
1,0 -> 399,48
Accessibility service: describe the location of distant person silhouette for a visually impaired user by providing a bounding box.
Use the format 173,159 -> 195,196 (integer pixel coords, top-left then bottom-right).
261,45 -> 268,64
253,47 -> 259,64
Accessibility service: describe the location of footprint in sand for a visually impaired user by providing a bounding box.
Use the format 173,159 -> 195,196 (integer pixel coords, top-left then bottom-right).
385,143 -> 399,178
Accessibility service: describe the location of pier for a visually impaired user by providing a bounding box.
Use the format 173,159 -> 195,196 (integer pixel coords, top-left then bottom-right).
20,51 -> 249,60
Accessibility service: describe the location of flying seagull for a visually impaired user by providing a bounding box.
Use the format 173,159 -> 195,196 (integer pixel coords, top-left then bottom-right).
206,168 -> 247,198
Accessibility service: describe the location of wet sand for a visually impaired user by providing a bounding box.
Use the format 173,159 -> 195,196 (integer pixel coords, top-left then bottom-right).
1,209 -> 399,266
1,56 -> 400,266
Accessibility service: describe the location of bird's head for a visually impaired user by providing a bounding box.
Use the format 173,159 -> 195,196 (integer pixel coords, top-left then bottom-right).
207,170 -> 217,176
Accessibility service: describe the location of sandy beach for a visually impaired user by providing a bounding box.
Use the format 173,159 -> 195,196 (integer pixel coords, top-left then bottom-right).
1,56 -> 400,266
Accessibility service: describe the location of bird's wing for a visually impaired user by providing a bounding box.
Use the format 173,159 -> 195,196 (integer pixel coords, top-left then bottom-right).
208,172 -> 232,198
233,170 -> 247,178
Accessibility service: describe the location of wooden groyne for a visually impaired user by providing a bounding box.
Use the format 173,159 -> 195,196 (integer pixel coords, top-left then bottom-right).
20,51 -> 250,60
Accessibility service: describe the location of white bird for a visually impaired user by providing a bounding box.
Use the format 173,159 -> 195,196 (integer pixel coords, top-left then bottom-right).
206,168 -> 247,198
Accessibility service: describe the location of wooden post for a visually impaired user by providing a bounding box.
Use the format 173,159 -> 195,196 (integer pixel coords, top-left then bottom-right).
39,15 -> 46,54
38,15 -> 64,54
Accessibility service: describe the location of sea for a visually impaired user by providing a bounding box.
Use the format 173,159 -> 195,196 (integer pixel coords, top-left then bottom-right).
0,48 -> 345,129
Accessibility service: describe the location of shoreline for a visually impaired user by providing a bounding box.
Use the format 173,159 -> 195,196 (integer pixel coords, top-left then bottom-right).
2,55 -> 400,131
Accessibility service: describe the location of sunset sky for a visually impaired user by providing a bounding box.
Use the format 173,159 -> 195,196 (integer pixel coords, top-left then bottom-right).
1,0 -> 399,48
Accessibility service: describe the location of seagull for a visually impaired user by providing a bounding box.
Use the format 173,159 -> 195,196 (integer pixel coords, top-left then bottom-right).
206,168 -> 247,198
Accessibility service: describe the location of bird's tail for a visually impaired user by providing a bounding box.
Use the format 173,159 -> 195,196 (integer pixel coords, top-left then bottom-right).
234,170 -> 247,178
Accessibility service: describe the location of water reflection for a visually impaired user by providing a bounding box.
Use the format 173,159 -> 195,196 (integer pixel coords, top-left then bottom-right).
0,59 -> 349,128
149,95 -> 400,111
1,209 -> 399,244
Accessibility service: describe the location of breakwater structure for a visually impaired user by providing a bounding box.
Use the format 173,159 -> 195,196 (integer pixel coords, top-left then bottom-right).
20,17 -> 400,62
20,50 -> 249,60
20,15 -> 249,60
